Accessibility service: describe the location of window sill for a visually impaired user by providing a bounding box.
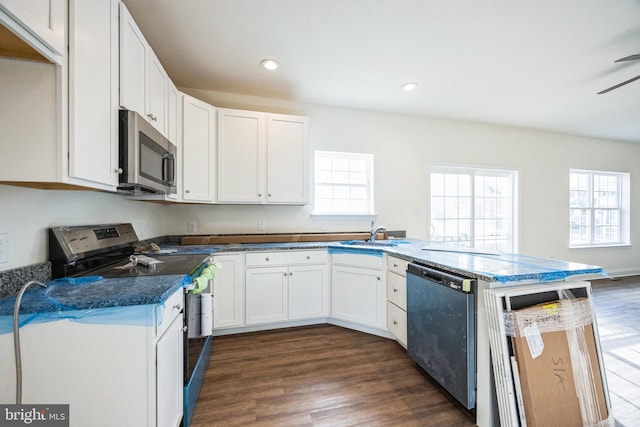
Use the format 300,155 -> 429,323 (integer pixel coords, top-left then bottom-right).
569,243 -> 631,249
311,213 -> 377,220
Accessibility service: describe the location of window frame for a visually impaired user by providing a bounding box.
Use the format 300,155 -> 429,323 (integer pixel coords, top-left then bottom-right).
569,169 -> 630,248
429,166 -> 519,253
312,150 -> 375,217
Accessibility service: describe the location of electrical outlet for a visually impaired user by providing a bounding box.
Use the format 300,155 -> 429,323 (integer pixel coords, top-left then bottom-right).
320,221 -> 327,231
257,220 -> 266,231
0,233 -> 8,264
188,221 -> 197,233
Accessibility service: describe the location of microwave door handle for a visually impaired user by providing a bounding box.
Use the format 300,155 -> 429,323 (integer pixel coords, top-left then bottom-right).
162,153 -> 175,185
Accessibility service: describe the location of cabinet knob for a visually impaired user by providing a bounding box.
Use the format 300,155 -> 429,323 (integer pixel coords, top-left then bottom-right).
268,193 -> 272,197
265,257 -> 269,262
283,272 -> 288,277
289,272 -> 293,276
306,256 -> 310,260
393,263 -> 398,268
393,320 -> 398,325
114,168 -> 123,174
258,193 -> 262,198
173,303 -> 181,310
185,189 -> 190,193
393,288 -> 398,293
377,277 -> 381,281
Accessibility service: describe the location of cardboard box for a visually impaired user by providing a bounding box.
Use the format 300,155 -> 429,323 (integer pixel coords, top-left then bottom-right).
510,298 -> 608,427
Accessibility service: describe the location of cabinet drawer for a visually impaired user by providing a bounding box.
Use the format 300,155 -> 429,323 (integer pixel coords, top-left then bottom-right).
331,252 -> 384,269
245,250 -> 327,267
387,271 -> 407,310
387,256 -> 409,276
387,301 -> 407,348
157,289 -> 184,337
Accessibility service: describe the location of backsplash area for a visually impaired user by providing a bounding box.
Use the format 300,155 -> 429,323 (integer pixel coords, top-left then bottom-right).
0,262 -> 51,299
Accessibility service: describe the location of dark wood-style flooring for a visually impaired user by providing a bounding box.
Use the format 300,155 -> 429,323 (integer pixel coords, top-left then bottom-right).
191,277 -> 640,426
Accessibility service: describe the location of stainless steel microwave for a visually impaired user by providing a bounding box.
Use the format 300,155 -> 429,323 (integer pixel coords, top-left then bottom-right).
118,110 -> 177,195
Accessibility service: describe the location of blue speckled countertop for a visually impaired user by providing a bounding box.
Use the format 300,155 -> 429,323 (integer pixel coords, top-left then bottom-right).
0,274 -> 189,317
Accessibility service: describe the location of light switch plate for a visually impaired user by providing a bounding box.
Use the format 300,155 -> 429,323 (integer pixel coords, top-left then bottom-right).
0,233 -> 8,263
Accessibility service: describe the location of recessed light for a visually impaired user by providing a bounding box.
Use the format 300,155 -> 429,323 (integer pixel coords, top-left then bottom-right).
260,59 -> 279,71
402,82 -> 418,92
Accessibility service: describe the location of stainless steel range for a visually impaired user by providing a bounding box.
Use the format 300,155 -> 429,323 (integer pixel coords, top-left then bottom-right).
48,223 -> 212,427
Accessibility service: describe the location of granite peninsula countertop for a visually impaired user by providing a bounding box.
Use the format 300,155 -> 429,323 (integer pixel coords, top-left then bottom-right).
162,239 -> 606,284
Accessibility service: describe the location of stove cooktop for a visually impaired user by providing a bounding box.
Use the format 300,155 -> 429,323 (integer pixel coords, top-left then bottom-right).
87,254 -> 210,279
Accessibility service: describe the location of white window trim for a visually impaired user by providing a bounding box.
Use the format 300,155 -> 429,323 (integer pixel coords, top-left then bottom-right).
313,150 -> 375,216
429,165 -> 519,253
569,169 -> 630,249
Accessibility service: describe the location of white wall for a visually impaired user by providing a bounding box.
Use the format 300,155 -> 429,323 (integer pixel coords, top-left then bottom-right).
2,86 -> 639,277
167,88 -> 640,276
0,185 -> 165,270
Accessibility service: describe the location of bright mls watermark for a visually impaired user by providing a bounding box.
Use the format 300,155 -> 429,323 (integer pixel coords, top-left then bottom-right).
0,405 -> 68,427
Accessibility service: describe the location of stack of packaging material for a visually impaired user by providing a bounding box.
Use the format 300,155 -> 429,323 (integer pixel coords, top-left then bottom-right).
191,263 -> 216,337
484,283 -> 614,427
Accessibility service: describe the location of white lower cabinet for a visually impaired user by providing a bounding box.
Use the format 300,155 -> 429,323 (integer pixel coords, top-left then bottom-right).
331,253 -> 385,329
156,310 -> 184,427
212,253 -> 244,329
244,250 -> 329,326
386,256 -> 409,347
0,288 -> 184,427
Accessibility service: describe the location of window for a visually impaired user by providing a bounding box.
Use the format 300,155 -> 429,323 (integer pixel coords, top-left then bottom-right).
314,151 -> 374,215
430,167 -> 518,252
570,170 -> 629,247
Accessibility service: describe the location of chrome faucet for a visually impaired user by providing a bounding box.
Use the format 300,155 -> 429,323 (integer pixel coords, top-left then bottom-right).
369,221 -> 387,242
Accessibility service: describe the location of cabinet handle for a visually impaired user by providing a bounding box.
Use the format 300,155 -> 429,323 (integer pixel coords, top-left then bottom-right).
182,326 -> 188,332
114,168 -> 123,174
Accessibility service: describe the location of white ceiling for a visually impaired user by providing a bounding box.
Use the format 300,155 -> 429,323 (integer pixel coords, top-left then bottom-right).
123,0 -> 640,143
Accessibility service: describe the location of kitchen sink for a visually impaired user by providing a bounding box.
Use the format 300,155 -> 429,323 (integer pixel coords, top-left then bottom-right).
339,240 -> 408,247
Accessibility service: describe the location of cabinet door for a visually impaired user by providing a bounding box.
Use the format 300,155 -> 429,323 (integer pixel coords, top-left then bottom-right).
182,94 -> 216,202
0,0 -> 65,63
331,265 -> 384,328
167,81 -> 179,144
288,264 -> 329,320
68,0 -> 118,189
266,114 -> 309,204
217,109 -> 265,203
212,253 -> 244,329
245,266 -> 288,325
147,49 -> 167,134
156,313 -> 184,427
119,2 -> 146,114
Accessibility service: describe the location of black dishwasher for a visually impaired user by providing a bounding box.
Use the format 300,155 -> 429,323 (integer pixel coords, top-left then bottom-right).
407,262 -> 476,411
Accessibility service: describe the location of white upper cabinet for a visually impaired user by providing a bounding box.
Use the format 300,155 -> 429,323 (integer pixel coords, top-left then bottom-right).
217,109 -> 265,203
182,94 -> 216,202
0,0 -> 65,64
68,0 -> 119,188
267,113 -> 309,204
217,108 -> 309,205
119,2 -> 168,136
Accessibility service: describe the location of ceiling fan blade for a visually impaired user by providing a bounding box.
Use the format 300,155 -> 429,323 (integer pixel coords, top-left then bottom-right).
598,74 -> 640,94
615,54 -> 640,62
